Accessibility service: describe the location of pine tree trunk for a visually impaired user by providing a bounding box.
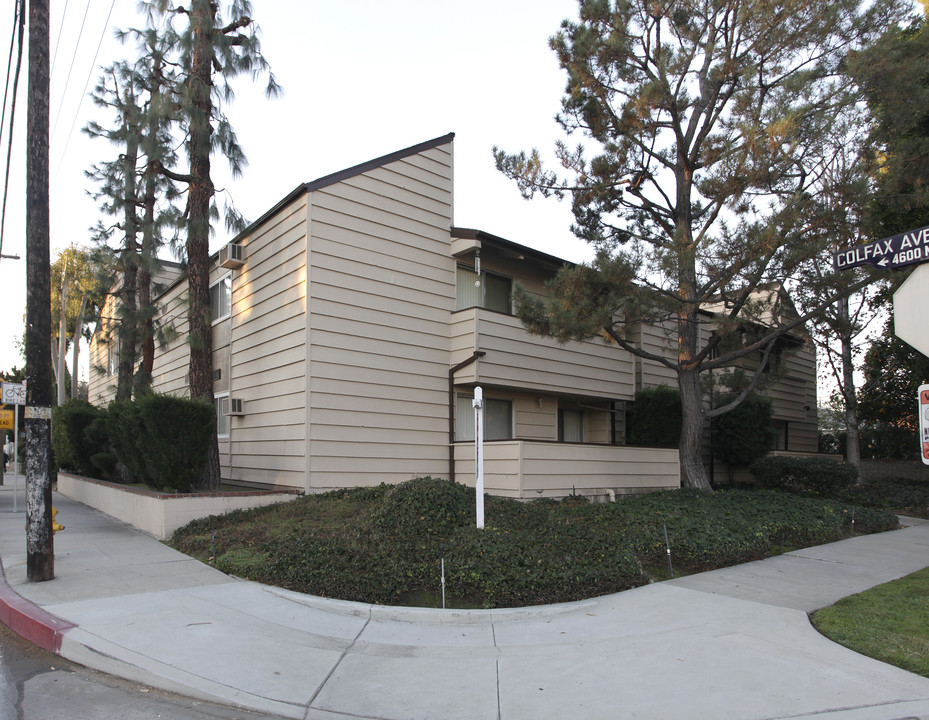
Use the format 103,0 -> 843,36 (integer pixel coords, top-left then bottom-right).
116,131 -> 140,402
679,366 -> 711,490
25,0 -> 54,582
136,160 -> 158,395
837,297 -> 861,469
116,261 -> 138,402
674,189 -> 711,491
187,0 -> 220,491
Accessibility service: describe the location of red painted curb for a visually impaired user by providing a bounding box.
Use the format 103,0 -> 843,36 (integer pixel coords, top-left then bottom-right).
0,567 -> 75,654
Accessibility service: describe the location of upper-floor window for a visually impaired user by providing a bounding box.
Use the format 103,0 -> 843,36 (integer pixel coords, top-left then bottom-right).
456,265 -> 512,314
762,345 -> 783,375
210,274 -> 232,323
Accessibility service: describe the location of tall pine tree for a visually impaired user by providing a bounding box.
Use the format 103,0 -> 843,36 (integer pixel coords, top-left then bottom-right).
141,0 -> 278,489
495,0 -> 910,489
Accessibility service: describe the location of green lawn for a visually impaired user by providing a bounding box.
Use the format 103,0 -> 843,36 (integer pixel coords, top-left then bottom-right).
812,567 -> 929,678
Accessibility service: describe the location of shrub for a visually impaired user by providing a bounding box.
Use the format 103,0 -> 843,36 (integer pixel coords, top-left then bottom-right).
104,400 -> 149,482
628,385 -> 681,448
371,477 -> 475,545
135,394 -> 214,492
52,399 -> 107,477
711,394 -> 774,468
445,521 -> 646,608
750,456 -> 859,497
841,478 -> 929,519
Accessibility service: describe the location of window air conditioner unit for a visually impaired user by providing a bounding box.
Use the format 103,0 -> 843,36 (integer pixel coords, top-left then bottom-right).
227,398 -> 245,416
219,243 -> 245,269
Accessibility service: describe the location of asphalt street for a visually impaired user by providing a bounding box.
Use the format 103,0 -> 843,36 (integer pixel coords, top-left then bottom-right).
0,623 -> 282,720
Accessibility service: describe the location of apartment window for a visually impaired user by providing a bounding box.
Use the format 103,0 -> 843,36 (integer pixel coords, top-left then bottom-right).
611,401 -> 628,445
559,409 -> 585,443
772,420 -> 788,451
762,346 -> 783,375
456,394 -> 513,441
210,274 -> 232,323
215,393 -> 230,438
456,265 -> 512,314
107,342 -> 117,378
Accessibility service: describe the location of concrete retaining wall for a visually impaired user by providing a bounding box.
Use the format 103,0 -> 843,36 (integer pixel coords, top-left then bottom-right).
57,473 -> 302,539
859,460 -> 929,483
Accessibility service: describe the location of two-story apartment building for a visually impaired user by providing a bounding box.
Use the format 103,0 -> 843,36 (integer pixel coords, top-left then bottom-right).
88,133 -> 818,499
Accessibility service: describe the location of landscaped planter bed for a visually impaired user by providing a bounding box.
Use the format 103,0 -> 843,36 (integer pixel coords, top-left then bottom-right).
57,472 -> 302,539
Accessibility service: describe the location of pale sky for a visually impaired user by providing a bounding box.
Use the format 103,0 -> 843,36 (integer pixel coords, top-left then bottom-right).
0,0 -> 593,378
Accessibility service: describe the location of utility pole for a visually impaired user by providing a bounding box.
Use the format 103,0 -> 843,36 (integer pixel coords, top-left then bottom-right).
25,0 -> 53,582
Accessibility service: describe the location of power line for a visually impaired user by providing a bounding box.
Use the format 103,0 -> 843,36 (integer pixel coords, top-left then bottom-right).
50,0 -> 71,78
50,0 -> 91,146
0,0 -> 25,263
51,0 -> 117,187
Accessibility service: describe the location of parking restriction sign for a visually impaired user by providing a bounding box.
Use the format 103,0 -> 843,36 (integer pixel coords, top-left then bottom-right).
920,385 -> 929,466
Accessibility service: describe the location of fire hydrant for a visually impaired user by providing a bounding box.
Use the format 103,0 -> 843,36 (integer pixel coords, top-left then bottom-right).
52,507 -> 65,533
26,507 -> 65,533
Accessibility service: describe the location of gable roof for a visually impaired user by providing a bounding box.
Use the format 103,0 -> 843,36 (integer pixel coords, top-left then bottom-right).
229,132 -> 456,245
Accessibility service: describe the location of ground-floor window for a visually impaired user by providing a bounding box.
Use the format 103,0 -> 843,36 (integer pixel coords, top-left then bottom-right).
772,420 -> 788,451
558,409 -> 585,442
457,394 -> 513,441
215,393 -> 230,438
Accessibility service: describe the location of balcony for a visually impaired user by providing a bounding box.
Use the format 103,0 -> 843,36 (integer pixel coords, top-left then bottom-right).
451,308 -> 635,398
453,440 -> 680,500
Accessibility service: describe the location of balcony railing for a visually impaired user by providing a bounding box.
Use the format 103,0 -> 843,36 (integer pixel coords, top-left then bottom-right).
450,308 -> 635,397
453,440 -> 680,500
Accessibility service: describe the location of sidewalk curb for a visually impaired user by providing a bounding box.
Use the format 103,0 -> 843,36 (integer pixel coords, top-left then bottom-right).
0,558 -> 75,654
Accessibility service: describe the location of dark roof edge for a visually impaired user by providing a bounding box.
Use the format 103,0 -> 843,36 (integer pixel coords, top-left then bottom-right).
451,227 -> 575,268
304,132 -> 455,194
227,132 -> 456,245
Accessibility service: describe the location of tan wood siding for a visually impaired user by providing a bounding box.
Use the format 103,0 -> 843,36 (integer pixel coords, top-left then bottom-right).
452,309 -> 636,398
453,441 -> 680,499
305,144 -> 455,490
224,195 -> 309,490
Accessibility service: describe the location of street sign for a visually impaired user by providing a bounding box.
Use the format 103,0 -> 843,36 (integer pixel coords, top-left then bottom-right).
1,382 -> 26,406
894,264 -> 929,357
920,384 -> 929,466
833,224 -> 929,271
0,409 -> 12,431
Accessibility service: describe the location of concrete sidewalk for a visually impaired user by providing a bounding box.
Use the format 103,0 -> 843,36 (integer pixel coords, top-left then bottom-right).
2,479 -> 929,720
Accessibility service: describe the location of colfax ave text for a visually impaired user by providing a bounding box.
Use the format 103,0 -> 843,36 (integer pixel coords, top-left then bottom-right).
833,225 -> 929,271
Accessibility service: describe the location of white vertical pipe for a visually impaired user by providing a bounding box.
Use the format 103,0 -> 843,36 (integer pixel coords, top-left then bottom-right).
472,386 -> 484,529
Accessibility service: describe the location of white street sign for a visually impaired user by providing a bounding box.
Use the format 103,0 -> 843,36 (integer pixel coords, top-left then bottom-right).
894,263 -> 929,357
1,382 -> 26,406
920,385 -> 929,467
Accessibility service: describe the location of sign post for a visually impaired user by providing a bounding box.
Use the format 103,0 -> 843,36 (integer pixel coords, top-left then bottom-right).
1,383 -> 26,512
472,387 -> 485,530
920,385 -> 929,467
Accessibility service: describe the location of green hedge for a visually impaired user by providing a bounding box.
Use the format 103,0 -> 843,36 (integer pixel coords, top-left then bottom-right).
711,394 -> 773,468
628,385 -> 681,447
52,400 -> 107,477
52,394 -> 214,492
134,394 -> 214,492
750,456 -> 859,497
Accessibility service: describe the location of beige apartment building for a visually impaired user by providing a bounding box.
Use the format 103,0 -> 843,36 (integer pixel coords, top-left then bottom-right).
88,133 -> 818,499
